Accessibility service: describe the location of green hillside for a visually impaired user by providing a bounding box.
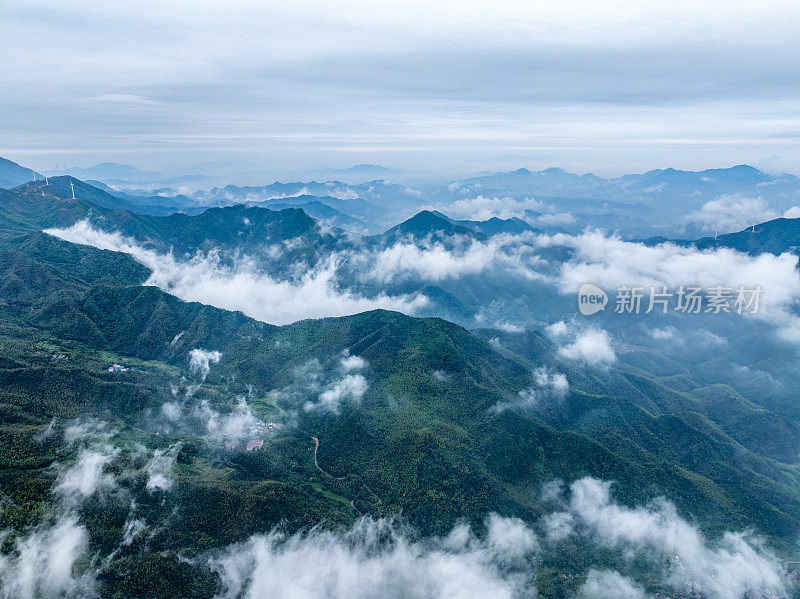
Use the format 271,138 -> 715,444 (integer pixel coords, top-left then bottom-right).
1,184 -> 799,597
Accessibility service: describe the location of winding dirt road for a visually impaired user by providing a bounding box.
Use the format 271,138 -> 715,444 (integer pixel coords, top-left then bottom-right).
310,435 -> 383,508
311,436 -> 345,480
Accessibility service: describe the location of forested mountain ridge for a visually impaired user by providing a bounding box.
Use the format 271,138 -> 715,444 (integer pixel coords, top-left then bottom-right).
1,179 -> 799,597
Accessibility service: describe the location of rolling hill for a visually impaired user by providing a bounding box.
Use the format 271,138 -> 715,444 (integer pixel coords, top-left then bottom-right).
1,178 -> 800,597
0,156 -> 41,189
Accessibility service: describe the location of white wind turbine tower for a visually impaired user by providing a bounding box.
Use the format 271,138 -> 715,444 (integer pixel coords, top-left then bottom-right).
70,180 -> 76,200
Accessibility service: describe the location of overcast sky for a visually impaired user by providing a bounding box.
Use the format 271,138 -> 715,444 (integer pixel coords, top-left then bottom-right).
2,0 -> 800,178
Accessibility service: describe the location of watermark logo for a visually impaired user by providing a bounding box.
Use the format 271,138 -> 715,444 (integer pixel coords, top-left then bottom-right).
577,283 -> 762,316
578,283 -> 608,315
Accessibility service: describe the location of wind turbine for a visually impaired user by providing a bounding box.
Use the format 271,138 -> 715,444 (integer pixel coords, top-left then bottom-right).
70,181 -> 75,200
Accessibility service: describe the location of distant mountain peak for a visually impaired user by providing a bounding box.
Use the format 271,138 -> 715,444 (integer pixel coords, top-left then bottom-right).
0,155 -> 42,189
66,162 -> 162,183
91,162 -> 135,169
401,210 -> 451,227
430,210 -> 453,221
385,210 -> 477,239
339,164 -> 394,175
454,215 -> 538,236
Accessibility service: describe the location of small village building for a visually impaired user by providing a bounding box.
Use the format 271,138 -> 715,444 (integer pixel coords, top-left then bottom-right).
246,439 -> 264,451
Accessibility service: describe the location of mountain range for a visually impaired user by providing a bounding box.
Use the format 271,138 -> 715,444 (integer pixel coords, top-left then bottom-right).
11,156 -> 800,240
451,164 -> 800,208
3,159 -> 800,596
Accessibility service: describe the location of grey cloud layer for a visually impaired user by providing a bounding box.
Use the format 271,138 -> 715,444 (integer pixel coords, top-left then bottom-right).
4,1 -> 800,173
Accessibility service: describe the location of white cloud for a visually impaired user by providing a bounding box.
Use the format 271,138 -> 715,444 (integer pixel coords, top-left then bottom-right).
491,367 -> 569,412
277,358 -> 369,419
441,196 -> 545,221
541,511 -> 574,543
305,374 -> 368,414
45,221 -> 428,325
545,321 -> 570,338
368,240 -> 489,282
189,348 -> 221,381
540,479 -> 565,504
146,442 -> 182,492
558,329 -> 616,366
578,569 -> 646,599
783,206 -> 800,219
169,331 -> 185,347
647,326 -> 729,350
200,396 -> 260,445
121,518 -> 148,547
648,326 -> 678,341
210,514 -> 538,599
327,186 -> 362,200
533,367 -> 569,395
33,418 -> 57,443
494,321 -> 525,333
55,420 -> 120,505
556,477 -> 788,599
3,418 -> 123,595
643,182 -> 666,193
89,93 -> 157,104
545,320 -> 617,368
55,447 -> 119,503
63,419 -> 114,446
685,195 -> 777,234
162,401 -> 183,421
699,330 -> 728,347
432,370 -> 450,382
0,516 -> 94,599
360,234 -> 546,284
484,513 -> 539,566
340,353 -> 367,371
528,212 -> 576,227
542,229 -> 800,342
